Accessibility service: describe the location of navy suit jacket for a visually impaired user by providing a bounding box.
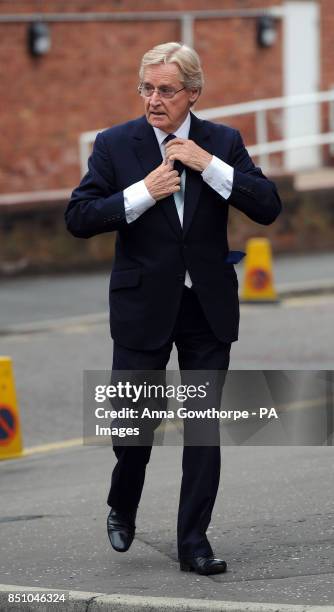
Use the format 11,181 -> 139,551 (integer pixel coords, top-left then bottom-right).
65,112 -> 282,350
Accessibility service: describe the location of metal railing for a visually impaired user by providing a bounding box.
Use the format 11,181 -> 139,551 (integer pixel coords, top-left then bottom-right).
196,90 -> 334,171
79,90 -> 334,175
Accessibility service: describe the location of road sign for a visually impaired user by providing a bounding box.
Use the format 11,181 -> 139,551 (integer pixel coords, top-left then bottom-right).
0,357 -> 23,459
241,238 -> 278,302
0,406 -> 17,444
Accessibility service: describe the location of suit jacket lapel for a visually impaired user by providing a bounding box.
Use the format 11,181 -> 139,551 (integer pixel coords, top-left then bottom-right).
183,112 -> 211,238
133,116 -> 182,238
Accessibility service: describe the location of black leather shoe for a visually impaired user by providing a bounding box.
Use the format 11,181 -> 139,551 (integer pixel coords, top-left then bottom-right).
107,508 -> 136,552
180,556 -> 227,575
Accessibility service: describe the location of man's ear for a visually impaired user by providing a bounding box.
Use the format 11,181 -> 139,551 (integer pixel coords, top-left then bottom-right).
189,88 -> 201,106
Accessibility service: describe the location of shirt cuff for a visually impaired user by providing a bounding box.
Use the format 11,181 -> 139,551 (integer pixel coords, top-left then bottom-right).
124,180 -> 156,223
201,155 -> 234,200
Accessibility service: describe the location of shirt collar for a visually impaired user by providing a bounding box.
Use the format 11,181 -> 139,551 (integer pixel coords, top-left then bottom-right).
153,112 -> 191,147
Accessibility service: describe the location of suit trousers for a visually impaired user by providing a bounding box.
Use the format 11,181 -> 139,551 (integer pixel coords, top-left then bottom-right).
107,286 -> 231,558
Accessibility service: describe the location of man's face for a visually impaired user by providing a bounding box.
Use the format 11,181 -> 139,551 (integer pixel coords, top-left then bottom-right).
142,63 -> 199,134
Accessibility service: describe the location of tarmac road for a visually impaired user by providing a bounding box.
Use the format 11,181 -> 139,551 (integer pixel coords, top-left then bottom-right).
0,291 -> 334,448
1,251 -> 334,328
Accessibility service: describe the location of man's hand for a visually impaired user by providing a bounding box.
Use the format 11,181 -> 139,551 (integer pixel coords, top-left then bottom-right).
144,161 -> 181,201
165,138 -> 213,172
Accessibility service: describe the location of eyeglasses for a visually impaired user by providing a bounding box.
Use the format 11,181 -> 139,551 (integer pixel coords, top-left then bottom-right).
138,84 -> 186,99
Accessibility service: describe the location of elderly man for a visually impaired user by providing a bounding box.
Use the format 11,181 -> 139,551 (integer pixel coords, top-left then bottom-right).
65,42 -> 281,575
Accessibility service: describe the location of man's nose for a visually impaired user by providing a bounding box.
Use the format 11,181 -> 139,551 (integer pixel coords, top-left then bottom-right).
150,90 -> 162,103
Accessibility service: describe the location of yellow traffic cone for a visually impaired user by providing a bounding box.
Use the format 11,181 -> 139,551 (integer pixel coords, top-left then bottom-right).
0,357 -> 23,459
241,238 -> 278,302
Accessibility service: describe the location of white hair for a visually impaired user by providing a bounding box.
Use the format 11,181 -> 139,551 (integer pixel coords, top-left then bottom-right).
139,42 -> 204,90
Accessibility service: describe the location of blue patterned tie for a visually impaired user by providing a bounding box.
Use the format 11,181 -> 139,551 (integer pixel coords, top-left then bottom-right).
163,134 -> 185,176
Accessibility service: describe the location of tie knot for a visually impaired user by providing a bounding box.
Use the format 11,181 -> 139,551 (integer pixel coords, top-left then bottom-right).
163,133 -> 184,176
163,134 -> 176,145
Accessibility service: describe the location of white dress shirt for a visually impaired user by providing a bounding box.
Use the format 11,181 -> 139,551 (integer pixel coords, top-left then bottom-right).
123,113 -> 234,287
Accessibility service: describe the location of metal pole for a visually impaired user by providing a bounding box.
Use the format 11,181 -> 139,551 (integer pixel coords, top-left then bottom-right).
181,14 -> 194,48
256,109 -> 269,170
0,7 -> 284,24
326,371 -> 333,446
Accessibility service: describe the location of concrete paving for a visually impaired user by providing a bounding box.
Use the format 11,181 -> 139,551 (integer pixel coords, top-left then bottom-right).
0,445 -> 334,607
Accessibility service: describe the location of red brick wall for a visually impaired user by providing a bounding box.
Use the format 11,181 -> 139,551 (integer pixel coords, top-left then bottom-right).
320,0 -> 334,91
1,0 -> 284,193
319,0 -> 334,164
